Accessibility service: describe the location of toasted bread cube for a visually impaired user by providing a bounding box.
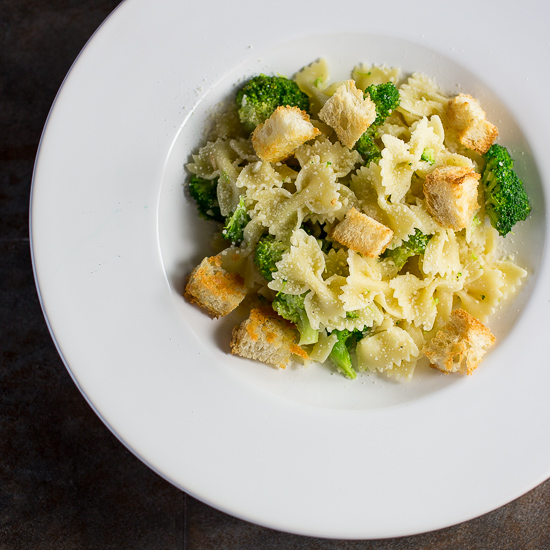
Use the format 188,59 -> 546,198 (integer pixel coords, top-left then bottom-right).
424,166 -> 480,230
318,80 -> 376,148
423,309 -> 496,375
331,207 -> 393,257
184,255 -> 246,318
230,307 -> 308,369
251,106 -> 320,163
447,93 -> 498,154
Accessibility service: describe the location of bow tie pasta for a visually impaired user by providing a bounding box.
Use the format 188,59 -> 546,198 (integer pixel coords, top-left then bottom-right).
183,59 -> 530,382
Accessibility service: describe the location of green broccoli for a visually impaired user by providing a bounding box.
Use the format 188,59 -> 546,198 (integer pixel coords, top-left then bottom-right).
253,235 -> 287,281
272,293 -> 319,345
421,147 -> 436,165
328,327 -> 369,379
222,195 -> 250,245
354,131 -> 382,165
481,144 -> 531,237
382,229 -> 432,270
365,82 -> 401,127
354,82 -> 400,164
235,75 -> 310,133
188,175 -> 224,222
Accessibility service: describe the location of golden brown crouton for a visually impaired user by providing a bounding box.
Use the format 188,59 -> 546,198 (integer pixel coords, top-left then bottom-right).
331,207 -> 393,257
424,166 -> 480,230
230,307 -> 308,369
251,106 -> 320,163
446,93 -> 498,154
318,80 -> 377,148
422,309 -> 496,375
184,255 -> 247,318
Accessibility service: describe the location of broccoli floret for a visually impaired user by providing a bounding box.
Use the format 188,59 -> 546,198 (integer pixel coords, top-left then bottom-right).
421,147 -> 436,165
481,144 -> 531,237
328,327 -> 369,379
354,82 -> 400,164
365,82 -> 401,126
272,293 -> 319,345
222,195 -> 250,245
382,229 -> 432,270
354,130 -> 382,165
235,75 -> 310,133
254,235 -> 287,281
188,175 -> 224,222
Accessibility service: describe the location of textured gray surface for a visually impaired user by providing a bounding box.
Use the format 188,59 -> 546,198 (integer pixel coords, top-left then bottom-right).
1,0 -> 550,548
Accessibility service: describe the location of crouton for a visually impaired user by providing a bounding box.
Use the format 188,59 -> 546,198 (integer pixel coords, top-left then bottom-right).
318,80 -> 377,148
446,93 -> 498,154
422,309 -> 496,375
251,106 -> 320,163
424,166 -> 480,230
331,207 -> 393,257
184,255 -> 247,318
230,307 -> 308,369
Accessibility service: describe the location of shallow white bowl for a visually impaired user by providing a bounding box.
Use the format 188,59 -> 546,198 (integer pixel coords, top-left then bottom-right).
31,0 -> 550,539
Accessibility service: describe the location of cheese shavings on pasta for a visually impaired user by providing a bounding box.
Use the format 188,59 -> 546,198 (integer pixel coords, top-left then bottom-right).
184,59 -> 529,381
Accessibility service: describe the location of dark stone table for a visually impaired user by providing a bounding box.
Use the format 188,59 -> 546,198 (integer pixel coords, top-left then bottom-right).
1,1 -> 549,547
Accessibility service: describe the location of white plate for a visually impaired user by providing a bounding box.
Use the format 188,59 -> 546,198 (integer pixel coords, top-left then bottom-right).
31,0 -> 550,540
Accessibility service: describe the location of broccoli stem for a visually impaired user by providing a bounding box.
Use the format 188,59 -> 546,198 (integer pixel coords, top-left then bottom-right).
222,195 -> 250,245
295,309 -> 319,346
272,292 -> 319,346
328,329 -> 357,379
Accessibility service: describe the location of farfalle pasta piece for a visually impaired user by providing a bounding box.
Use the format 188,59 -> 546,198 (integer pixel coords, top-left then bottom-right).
356,325 -> 420,375
235,161 -> 284,199
379,134 -> 417,203
398,73 -> 449,120
268,228 -> 327,296
303,274 -> 348,331
251,186 -> 301,241
305,275 -> 384,332
294,157 -> 343,215
349,164 -> 390,223
351,163 -> 438,247
252,158 -> 342,241
187,138 -> 243,216
340,251 -> 390,312
433,149 -> 476,172
390,273 -> 463,331
352,63 -> 400,91
229,138 -> 259,162
496,259 -> 527,302
409,115 -> 446,177
456,265 -> 505,321
294,136 -> 362,178
294,58 -> 331,115
421,229 -> 462,277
